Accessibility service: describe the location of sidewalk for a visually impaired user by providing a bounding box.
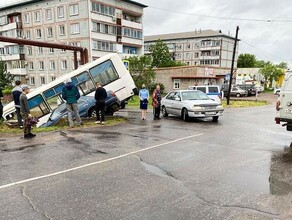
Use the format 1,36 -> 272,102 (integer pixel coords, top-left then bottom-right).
229,92 -> 278,104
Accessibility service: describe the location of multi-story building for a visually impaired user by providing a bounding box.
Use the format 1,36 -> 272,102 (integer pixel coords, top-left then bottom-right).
144,29 -> 238,68
0,0 -> 146,87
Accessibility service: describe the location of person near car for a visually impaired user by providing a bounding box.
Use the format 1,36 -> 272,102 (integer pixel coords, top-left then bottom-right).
139,84 -> 149,120
94,82 -> 107,125
0,88 -> 3,122
62,78 -> 82,128
20,84 -> 36,139
152,84 -> 161,120
12,80 -> 23,128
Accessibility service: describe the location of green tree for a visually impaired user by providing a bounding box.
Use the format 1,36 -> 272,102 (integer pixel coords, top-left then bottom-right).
149,40 -> 174,68
255,60 -> 267,68
237,53 -> 257,68
260,64 -> 284,88
276,62 -> 288,69
0,61 -> 14,89
128,55 -> 155,89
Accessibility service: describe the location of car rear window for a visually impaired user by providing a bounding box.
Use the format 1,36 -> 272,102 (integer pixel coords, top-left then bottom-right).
196,87 -> 206,93
208,86 -> 219,93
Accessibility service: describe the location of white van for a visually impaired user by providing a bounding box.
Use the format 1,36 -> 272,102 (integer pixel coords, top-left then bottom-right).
275,71 -> 292,131
187,85 -> 222,103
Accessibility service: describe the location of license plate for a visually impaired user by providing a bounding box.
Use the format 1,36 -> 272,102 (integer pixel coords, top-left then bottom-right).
205,112 -> 216,115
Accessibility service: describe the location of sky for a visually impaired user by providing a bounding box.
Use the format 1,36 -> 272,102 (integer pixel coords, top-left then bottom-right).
1,0 -> 292,65
138,0 -> 292,65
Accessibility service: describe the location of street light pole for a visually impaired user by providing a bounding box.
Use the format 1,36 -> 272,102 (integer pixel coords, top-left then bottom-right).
227,26 -> 239,105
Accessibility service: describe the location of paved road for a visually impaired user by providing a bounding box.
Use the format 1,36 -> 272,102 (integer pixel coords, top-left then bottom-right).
0,103 -> 292,220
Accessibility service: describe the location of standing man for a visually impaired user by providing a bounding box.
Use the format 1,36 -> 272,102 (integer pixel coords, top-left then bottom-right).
152,84 -> 161,120
20,84 -> 36,139
94,82 -> 107,125
0,87 -> 3,122
62,78 -> 82,128
12,80 -> 23,128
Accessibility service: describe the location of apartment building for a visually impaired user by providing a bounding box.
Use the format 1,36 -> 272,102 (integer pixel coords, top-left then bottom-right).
144,29 -> 239,68
0,0 -> 146,87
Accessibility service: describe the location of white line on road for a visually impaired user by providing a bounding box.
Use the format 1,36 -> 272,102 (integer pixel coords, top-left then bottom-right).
0,133 -> 203,190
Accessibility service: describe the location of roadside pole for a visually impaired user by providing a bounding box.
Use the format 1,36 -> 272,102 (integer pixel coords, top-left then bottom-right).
227,26 -> 240,105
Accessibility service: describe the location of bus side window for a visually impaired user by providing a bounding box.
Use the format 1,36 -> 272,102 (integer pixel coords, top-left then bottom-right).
76,71 -> 95,95
89,60 -> 119,86
28,95 -> 50,118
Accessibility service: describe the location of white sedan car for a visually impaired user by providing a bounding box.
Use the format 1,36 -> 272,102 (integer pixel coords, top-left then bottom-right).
161,90 -> 224,122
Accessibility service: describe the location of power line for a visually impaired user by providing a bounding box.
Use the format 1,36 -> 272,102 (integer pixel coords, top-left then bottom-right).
148,5 -> 292,23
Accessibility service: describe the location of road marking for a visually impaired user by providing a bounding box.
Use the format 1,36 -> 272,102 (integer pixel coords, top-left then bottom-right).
0,133 -> 203,190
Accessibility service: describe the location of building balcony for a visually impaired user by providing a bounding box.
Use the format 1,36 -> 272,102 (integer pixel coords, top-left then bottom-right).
199,55 -> 220,60
0,22 -> 22,32
200,46 -> 221,50
1,53 -> 25,61
10,68 -> 27,76
122,19 -> 142,30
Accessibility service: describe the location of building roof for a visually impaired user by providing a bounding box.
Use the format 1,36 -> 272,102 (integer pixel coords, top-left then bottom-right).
145,29 -> 236,42
0,0 -> 147,11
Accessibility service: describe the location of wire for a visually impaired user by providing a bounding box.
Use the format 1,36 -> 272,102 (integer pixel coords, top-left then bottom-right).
147,5 -> 292,23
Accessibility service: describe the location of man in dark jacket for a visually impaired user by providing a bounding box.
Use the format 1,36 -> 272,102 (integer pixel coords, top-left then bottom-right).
62,78 -> 82,128
12,80 -> 23,128
94,82 -> 107,125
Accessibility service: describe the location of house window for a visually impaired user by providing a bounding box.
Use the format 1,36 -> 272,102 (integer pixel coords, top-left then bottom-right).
70,23 -> 80,34
57,6 -> 64,18
24,14 -> 30,24
25,30 -> 31,39
38,47 -> 43,54
40,76 -> 46,85
51,76 -> 56,81
49,61 -> 55,70
30,77 -> 35,85
36,29 -> 42,38
175,53 -> 182,59
35,11 -> 41,22
39,61 -> 44,70
61,60 -> 67,69
185,53 -> 191,59
173,79 -> 180,89
69,4 -> 79,16
59,25 -> 65,36
185,43 -> 191,50
27,46 -> 32,55
49,48 -> 54,54
194,52 -> 199,58
46,9 -> 52,20
47,27 -> 53,37
29,62 -> 34,70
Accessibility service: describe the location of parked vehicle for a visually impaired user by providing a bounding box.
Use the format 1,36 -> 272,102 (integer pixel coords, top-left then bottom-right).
230,87 -> 248,97
161,90 -> 224,122
275,71 -> 292,131
40,91 -> 120,127
236,84 -> 257,96
274,87 -> 281,95
187,85 -> 222,103
254,85 -> 264,93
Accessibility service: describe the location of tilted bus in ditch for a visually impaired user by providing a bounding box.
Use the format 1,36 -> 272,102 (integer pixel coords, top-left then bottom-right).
3,53 -> 137,127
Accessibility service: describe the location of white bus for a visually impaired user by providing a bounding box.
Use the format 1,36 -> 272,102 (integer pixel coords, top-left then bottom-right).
3,53 -> 137,127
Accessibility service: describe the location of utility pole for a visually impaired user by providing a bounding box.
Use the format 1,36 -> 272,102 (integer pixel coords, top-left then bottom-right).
227,26 -> 239,105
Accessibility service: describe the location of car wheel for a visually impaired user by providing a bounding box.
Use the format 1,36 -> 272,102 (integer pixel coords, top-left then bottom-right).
236,93 -> 241,97
88,107 -> 97,117
212,116 -> 219,122
106,103 -> 119,116
162,106 -> 168,117
120,102 -> 126,109
182,108 -> 189,121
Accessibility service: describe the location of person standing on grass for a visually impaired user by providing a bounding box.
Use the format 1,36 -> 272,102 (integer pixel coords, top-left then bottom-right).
12,80 -> 23,128
62,78 -> 82,128
94,82 -> 107,125
152,84 -> 161,120
20,85 -> 36,139
139,84 -> 149,120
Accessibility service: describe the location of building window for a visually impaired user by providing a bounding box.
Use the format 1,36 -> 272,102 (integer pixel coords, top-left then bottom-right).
175,53 -> 182,59
35,11 -> 41,22
40,76 -> 46,85
24,14 -> 30,24
36,29 -> 42,38
92,40 -> 115,52
185,53 -> 191,59
176,44 -> 182,50
59,25 -> 65,36
29,62 -> 34,70
47,27 -> 53,37
70,23 -> 80,34
51,76 -> 56,81
173,79 -> 180,89
0,48 -> 4,55
25,30 -> 31,39
30,77 -> 35,85
38,47 -> 43,54
91,2 -> 115,16
92,21 -> 116,35
46,9 -> 52,20
69,4 -> 79,16
123,46 -> 137,54
61,60 -> 67,69
194,52 -> 199,58
57,6 -> 64,18
185,43 -> 191,50
49,48 -> 54,54
61,49 -> 66,53
50,61 -> 55,70
123,27 -> 142,39
27,46 -> 32,55
39,61 -> 44,70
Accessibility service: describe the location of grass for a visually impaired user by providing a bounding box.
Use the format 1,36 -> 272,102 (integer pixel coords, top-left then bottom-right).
0,116 -> 127,134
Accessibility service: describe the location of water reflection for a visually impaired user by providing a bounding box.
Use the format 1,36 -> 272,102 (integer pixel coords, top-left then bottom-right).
269,147 -> 292,195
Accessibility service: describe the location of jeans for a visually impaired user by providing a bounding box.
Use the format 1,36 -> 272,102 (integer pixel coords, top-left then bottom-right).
96,101 -> 105,122
66,103 -> 82,127
15,107 -> 23,126
20,113 -> 31,135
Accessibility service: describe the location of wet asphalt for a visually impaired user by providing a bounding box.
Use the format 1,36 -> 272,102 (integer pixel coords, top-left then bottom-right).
0,103 -> 292,220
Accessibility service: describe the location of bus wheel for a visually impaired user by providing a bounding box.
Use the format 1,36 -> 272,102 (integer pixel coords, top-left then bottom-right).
120,102 -> 126,109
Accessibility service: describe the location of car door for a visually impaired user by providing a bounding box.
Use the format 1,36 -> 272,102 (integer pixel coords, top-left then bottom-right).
172,92 -> 182,116
163,92 -> 175,114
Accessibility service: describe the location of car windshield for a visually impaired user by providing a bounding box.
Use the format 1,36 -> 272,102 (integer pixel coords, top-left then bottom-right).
50,104 -> 67,120
181,91 -> 210,100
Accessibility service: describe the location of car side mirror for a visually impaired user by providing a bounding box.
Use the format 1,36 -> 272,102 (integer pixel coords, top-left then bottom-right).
175,97 -> 181,101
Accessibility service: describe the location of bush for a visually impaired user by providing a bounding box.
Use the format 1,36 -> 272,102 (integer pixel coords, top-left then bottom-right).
3,86 -> 12,96
149,83 -> 165,94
